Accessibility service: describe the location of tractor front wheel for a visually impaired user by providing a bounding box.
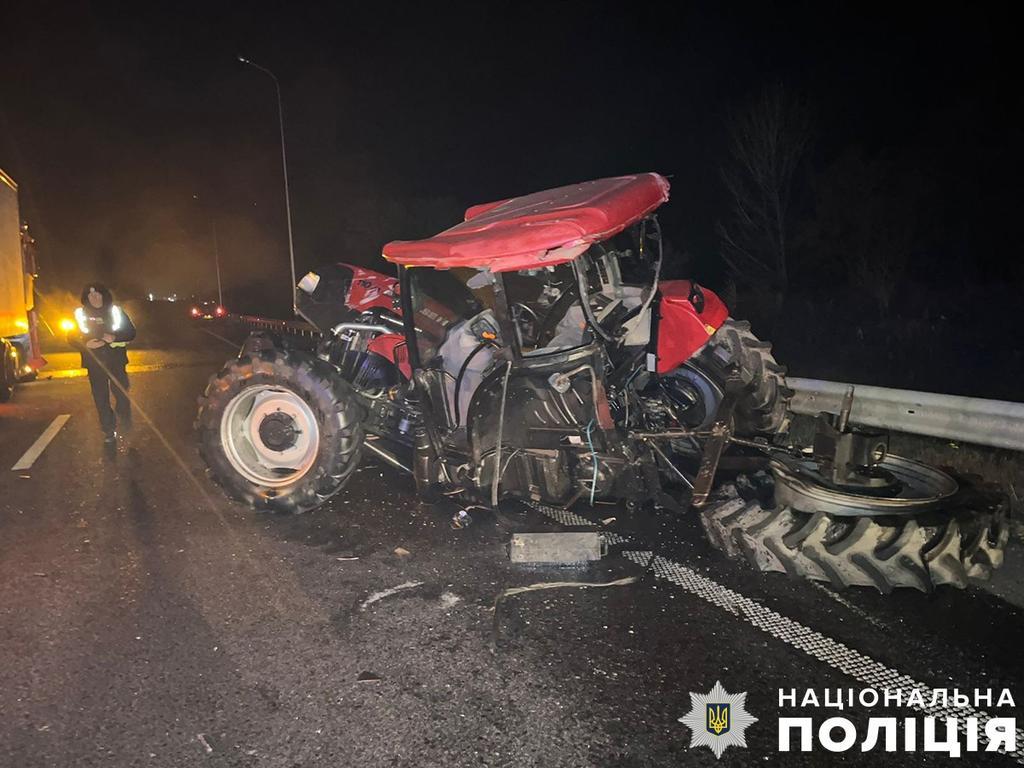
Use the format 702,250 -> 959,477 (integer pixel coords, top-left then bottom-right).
196,348 -> 364,514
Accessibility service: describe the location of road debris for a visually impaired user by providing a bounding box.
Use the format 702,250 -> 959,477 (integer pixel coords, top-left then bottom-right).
393,546 -> 410,558
509,532 -> 604,564
196,734 -> 213,754
356,671 -> 382,683
360,580 -> 424,610
494,575 -> 638,605
450,509 -> 473,529
491,575 -> 638,648
335,556 -> 360,561
439,591 -> 461,608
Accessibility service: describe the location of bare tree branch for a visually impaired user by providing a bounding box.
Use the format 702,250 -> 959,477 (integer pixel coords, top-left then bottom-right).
718,84 -> 813,295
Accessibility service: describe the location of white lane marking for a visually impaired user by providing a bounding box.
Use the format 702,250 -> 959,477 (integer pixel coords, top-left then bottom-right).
623,551 -> 1024,761
524,501 -> 1023,760
525,501 -> 630,544
11,414 -> 71,471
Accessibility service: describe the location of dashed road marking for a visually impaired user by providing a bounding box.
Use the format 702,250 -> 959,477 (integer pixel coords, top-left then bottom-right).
11,414 -> 71,471
525,500 -> 1023,760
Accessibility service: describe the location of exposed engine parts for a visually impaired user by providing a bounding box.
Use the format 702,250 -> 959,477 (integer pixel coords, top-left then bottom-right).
197,173 -> 1008,593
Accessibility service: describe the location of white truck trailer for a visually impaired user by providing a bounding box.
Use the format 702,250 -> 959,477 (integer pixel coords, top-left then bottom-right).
0,168 -> 42,400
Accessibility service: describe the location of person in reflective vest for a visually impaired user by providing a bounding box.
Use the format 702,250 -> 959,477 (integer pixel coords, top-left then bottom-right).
68,284 -> 137,443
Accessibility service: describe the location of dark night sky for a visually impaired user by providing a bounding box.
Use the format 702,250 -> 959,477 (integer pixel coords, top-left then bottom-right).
0,1 -> 1017,316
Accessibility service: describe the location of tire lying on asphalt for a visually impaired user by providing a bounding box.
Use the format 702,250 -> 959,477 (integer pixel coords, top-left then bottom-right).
701,480 -> 1009,592
687,319 -> 793,436
197,347 -> 364,514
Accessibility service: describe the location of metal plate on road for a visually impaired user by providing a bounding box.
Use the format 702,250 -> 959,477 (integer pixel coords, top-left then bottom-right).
509,532 -> 605,564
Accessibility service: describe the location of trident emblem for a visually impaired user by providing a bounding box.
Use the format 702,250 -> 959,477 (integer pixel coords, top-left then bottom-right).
706,703 -> 730,735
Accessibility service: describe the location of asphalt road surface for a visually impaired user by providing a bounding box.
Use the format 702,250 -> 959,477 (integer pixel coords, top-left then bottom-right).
1,320 -> 1021,767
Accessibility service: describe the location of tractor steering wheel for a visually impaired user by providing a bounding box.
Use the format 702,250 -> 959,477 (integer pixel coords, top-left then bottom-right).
511,302 -> 540,346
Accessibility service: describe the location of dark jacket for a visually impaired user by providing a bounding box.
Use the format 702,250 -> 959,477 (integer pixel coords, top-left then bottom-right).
68,288 -> 137,370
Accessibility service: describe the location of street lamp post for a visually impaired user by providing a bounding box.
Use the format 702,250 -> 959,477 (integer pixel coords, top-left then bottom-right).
212,219 -> 223,307
192,192 -> 224,308
238,55 -> 298,314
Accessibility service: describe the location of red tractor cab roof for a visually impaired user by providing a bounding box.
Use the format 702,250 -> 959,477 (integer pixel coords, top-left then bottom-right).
382,172 -> 670,273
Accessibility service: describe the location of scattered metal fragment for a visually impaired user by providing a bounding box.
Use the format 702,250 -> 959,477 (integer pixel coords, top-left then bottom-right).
196,734 -> 213,754
490,575 -> 638,648
495,575 -> 638,603
357,671 -> 382,683
360,580 -> 424,610
450,509 -> 473,529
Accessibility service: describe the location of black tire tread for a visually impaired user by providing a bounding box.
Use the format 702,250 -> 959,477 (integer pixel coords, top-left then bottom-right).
0,339 -> 16,402
701,483 -> 1008,592
195,347 -> 364,514
694,319 -> 791,435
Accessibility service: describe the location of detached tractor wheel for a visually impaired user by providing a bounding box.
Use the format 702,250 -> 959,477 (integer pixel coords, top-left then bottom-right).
701,465 -> 1009,592
663,319 -> 792,437
196,348 -> 364,514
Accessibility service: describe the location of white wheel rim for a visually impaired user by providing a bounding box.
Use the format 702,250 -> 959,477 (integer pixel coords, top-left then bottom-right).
220,384 -> 320,488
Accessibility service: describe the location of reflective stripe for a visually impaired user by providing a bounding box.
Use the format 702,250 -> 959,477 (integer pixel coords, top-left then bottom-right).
111,304 -> 123,331
73,307 -> 89,334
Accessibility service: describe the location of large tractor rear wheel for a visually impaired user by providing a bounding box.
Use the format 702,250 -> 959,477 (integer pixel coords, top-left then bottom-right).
197,348 -> 364,514
701,469 -> 1009,592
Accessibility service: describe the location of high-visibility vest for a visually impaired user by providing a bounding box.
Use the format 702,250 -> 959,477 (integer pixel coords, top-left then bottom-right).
74,304 -> 129,347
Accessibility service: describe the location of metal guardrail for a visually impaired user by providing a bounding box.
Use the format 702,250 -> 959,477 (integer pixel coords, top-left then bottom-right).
231,314 -> 323,339
789,378 -> 1024,452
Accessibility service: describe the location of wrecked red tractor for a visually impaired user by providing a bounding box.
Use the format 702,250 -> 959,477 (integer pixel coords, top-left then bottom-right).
197,173 -> 1007,592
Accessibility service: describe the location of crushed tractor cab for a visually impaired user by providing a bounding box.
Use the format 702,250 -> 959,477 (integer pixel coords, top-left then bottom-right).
197,173 -> 1007,592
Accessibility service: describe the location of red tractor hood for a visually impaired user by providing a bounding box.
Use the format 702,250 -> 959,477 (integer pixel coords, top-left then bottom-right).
382,173 -> 670,273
